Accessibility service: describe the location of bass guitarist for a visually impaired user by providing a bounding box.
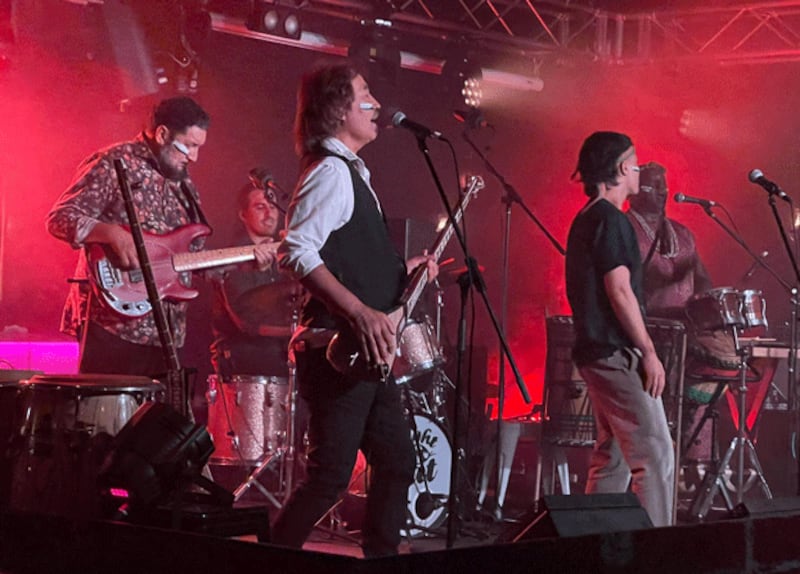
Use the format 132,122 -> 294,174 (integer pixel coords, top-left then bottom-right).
47,96 -> 271,379
271,62 -> 437,557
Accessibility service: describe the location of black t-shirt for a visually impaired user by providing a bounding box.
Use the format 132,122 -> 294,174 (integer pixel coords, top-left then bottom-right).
566,199 -> 645,366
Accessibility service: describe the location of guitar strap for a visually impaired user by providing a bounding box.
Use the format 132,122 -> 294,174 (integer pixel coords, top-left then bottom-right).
178,181 -> 209,227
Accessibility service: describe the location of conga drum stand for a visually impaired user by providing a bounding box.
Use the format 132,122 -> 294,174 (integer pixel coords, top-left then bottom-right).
689,335 -> 773,520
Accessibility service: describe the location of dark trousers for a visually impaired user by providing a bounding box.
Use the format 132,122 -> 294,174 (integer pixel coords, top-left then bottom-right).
78,322 -> 172,378
270,346 -> 415,557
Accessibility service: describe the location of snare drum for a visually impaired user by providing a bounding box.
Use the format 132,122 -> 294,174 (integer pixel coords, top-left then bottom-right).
206,375 -> 288,465
8,374 -> 164,516
393,317 -> 445,385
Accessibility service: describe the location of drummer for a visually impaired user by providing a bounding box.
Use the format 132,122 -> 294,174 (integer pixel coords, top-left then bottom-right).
626,162 -> 724,485
209,182 -> 303,380
626,162 -> 712,320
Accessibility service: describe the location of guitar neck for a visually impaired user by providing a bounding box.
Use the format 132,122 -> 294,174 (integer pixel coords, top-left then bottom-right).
172,245 -> 256,273
402,176 -> 483,315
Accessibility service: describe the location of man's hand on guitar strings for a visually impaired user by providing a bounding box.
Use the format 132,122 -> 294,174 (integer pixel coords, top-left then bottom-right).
406,249 -> 439,284
253,240 -> 279,272
350,305 -> 397,367
95,223 -> 139,270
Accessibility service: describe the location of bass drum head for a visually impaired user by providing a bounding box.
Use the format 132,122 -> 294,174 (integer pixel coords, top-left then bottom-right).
403,414 -> 452,537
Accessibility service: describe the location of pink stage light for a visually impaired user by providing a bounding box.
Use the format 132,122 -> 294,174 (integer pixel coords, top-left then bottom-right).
0,341 -> 79,374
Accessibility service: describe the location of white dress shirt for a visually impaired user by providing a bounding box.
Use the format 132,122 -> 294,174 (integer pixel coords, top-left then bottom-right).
278,137 -> 382,280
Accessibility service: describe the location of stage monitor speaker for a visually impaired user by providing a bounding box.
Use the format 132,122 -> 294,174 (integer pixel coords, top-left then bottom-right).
497,493 -> 653,543
732,497 -> 800,519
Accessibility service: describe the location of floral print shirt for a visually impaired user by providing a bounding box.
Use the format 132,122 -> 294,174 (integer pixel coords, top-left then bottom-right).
46,133 -> 206,347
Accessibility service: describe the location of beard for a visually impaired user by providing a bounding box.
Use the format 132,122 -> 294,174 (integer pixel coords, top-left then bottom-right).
157,146 -> 189,181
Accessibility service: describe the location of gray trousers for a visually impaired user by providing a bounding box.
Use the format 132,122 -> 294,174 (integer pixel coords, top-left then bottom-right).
579,348 -> 675,527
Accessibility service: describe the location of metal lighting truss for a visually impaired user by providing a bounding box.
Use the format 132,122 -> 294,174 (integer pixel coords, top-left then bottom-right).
213,1 -> 800,66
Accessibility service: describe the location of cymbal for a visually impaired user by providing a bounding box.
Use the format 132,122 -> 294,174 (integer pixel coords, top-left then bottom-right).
235,280 -> 306,325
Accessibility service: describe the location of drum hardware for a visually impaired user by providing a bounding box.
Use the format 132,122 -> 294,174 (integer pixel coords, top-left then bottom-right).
688,339 -> 773,521
476,419 -> 521,520
227,308 -> 301,509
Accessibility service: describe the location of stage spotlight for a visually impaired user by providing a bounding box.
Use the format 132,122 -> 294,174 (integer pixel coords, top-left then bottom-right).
97,401 -> 228,512
282,10 -> 302,40
441,54 -> 483,109
262,8 -> 281,33
246,2 -> 303,41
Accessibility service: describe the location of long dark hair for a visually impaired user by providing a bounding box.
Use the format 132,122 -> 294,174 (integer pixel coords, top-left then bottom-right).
294,62 -> 358,157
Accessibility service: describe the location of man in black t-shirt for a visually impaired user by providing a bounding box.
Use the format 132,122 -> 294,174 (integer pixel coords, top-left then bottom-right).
565,131 -> 674,527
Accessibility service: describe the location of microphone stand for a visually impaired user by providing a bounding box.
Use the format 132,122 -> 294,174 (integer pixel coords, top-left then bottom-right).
695,203 -> 792,297
460,130 -> 565,519
113,159 -> 191,418
408,133 -> 530,549
761,196 -> 800,495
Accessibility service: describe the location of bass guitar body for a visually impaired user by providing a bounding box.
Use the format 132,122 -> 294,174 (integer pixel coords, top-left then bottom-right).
87,223 -> 211,317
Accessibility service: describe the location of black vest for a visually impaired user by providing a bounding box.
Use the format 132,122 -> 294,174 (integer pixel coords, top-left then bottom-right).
301,153 -> 407,329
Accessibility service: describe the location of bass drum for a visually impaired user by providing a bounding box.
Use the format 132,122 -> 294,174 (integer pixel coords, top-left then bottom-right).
340,414 -> 452,537
403,414 -> 452,537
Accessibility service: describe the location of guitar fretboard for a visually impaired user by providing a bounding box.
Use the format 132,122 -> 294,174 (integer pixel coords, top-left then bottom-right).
172,246 -> 256,273
402,175 -> 484,315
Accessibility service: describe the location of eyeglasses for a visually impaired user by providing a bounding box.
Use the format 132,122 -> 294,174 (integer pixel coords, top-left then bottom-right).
359,102 -> 377,111
631,165 -> 641,172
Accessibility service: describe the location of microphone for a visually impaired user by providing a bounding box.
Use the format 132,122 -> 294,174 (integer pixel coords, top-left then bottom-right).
743,250 -> 769,280
749,169 -> 790,202
415,492 -> 448,519
674,193 -> 717,208
453,108 -> 489,129
391,110 -> 444,140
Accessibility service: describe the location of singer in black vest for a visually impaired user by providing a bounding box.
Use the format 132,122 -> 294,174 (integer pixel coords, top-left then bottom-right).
271,63 -> 437,557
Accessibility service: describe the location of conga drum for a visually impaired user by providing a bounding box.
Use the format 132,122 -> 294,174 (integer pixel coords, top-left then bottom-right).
8,374 -> 164,517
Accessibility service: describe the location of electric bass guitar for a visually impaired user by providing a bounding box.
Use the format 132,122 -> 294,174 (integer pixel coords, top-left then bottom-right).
326,175 -> 484,381
87,223 -> 260,317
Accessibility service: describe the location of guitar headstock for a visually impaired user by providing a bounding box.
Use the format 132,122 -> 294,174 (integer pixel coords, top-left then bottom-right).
463,174 -> 485,198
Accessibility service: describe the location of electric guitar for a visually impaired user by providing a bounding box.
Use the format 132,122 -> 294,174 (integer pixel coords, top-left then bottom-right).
87,223 -> 261,317
326,175 -> 484,381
